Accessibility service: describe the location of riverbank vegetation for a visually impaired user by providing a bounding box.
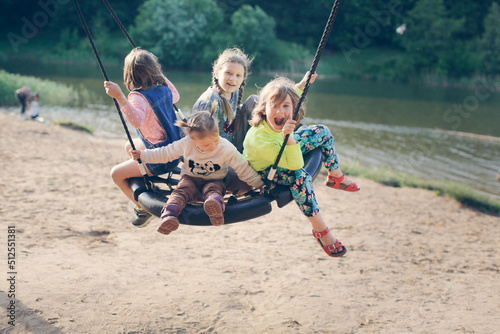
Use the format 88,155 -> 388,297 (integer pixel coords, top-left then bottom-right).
1,0 -> 499,83
0,70 -> 94,106
341,162 -> 500,216
54,120 -> 93,134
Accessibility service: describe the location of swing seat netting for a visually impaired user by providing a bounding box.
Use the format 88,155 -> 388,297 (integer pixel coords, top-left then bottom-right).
129,147 -> 322,226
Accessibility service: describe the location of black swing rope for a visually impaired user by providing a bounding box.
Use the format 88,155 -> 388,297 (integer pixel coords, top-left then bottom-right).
266,0 -> 343,185
101,0 -> 137,48
72,0 -> 153,189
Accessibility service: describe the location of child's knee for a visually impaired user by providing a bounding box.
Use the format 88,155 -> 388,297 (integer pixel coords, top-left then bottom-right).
203,180 -> 226,198
110,166 -> 119,182
313,124 -> 332,137
110,165 -> 128,184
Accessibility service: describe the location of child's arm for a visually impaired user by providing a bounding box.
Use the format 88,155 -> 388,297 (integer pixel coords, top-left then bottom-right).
225,145 -> 265,189
104,82 -> 149,129
162,75 -> 180,104
296,71 -> 318,93
132,137 -> 186,163
104,81 -> 128,107
282,119 -> 297,145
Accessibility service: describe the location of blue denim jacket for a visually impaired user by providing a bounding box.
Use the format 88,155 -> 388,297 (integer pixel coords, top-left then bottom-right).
134,85 -> 181,175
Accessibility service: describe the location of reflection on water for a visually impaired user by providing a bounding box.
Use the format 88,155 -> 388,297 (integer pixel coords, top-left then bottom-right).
1,60 -> 499,199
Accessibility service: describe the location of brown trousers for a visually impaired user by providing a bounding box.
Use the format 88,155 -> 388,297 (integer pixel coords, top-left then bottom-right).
166,175 -> 226,212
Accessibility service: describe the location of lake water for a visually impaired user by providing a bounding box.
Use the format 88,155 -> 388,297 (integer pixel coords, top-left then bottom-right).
2,60 -> 500,199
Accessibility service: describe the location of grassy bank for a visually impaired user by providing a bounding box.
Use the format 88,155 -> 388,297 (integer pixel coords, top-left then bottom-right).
0,70 -> 95,107
340,162 -> 500,216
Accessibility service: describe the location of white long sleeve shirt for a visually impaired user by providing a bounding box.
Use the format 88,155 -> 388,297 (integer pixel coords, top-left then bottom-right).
140,136 -> 264,188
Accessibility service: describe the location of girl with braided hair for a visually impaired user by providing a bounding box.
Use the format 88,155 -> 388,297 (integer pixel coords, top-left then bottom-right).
192,48 -> 256,154
193,48 -> 321,152
193,48 -> 321,195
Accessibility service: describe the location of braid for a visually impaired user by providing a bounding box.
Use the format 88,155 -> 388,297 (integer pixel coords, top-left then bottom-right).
236,82 -> 245,115
212,77 -> 234,121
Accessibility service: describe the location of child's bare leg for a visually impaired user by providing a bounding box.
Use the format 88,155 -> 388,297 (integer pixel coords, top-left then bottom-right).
110,159 -> 149,206
307,213 -> 340,248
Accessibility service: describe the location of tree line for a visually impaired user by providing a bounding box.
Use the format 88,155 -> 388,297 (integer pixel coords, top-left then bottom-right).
1,0 -> 499,80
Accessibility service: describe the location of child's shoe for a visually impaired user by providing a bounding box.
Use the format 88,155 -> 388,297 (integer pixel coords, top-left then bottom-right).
312,228 -> 347,257
158,204 -> 180,235
325,174 -> 360,192
132,207 -> 154,228
203,194 -> 225,226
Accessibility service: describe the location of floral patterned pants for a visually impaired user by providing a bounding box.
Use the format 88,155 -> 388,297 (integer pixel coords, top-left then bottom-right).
259,124 -> 339,217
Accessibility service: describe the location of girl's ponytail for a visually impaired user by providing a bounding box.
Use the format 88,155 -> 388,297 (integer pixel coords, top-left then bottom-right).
176,111 -> 218,137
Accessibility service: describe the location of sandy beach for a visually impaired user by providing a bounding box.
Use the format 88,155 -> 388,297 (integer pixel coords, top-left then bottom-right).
0,110 -> 499,333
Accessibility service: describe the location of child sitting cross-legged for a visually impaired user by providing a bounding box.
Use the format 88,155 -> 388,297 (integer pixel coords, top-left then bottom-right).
131,111 -> 264,234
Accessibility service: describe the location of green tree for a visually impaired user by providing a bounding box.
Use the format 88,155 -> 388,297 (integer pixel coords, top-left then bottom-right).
397,0 -> 464,77
229,5 -> 278,68
334,0 -> 412,49
443,0 -> 494,39
46,1 -> 127,40
132,0 -> 223,69
479,2 -> 500,75
243,0 -> 333,48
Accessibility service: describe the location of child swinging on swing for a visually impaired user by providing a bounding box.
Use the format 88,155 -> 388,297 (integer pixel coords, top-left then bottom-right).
243,77 -> 359,257
104,48 -> 182,227
131,111 -> 264,235
193,47 -> 321,195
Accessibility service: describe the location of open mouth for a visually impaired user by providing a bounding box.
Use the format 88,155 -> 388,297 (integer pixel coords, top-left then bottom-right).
274,117 -> 285,126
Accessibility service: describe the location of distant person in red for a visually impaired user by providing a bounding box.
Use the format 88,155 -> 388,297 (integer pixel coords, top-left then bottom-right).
15,86 -> 34,117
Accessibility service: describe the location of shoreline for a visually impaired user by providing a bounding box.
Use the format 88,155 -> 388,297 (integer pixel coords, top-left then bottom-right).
433,128 -> 500,142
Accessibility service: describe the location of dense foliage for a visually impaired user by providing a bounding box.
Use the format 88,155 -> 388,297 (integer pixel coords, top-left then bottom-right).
0,0 -> 499,80
0,70 -> 92,106
132,0 -> 223,68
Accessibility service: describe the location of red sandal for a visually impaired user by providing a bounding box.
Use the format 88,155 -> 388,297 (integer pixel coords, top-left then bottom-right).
325,174 -> 360,192
312,228 -> 347,257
